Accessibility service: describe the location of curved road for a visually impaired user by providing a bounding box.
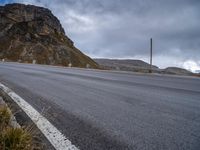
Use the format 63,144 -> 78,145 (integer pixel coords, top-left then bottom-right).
0,62 -> 200,150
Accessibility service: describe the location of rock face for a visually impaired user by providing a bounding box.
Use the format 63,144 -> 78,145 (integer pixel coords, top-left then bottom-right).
0,3 -> 98,68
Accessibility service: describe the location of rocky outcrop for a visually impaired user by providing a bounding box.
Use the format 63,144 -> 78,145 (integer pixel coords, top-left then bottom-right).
0,3 -> 98,68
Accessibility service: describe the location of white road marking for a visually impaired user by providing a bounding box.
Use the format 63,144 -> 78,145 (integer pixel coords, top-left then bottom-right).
0,83 -> 79,150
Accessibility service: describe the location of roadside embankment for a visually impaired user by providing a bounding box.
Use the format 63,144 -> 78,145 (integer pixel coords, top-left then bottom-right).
0,94 -> 49,150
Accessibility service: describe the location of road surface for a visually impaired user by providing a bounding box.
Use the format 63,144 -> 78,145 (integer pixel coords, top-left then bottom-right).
0,62 -> 200,150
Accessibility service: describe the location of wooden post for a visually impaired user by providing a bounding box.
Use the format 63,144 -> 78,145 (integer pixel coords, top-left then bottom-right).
150,38 -> 153,73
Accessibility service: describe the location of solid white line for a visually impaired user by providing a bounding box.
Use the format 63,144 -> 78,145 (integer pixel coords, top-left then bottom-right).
0,83 -> 79,150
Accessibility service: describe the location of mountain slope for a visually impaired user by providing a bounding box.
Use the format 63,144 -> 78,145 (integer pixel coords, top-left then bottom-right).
94,58 -> 194,76
163,67 -> 193,75
0,3 -> 98,68
94,58 -> 159,72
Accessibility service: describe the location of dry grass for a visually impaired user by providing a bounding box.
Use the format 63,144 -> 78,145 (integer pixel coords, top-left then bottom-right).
0,127 -> 32,150
0,106 -> 11,130
0,106 -> 34,150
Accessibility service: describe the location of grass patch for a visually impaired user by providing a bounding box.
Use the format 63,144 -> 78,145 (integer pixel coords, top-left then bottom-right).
0,106 -> 11,130
0,128 -> 32,150
0,106 -> 34,150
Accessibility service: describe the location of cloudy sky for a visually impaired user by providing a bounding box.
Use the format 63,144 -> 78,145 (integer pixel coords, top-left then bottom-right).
1,0 -> 200,72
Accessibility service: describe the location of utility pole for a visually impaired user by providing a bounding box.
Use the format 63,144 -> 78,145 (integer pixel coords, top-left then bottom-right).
149,38 -> 153,73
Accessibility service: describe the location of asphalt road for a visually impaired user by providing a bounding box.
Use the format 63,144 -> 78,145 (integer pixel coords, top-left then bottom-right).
0,62 -> 200,150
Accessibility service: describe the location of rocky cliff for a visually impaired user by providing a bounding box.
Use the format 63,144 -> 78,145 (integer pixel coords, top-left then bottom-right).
0,3 -> 98,68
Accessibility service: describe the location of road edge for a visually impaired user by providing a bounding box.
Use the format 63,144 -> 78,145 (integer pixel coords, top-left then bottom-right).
0,82 -> 79,150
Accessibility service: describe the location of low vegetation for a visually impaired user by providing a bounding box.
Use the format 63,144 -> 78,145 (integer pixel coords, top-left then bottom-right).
0,105 -> 33,150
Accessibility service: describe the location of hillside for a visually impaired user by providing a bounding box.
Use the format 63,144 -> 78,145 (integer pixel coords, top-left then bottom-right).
94,58 -> 194,76
0,3 -> 98,68
162,67 -> 193,75
94,58 -> 159,73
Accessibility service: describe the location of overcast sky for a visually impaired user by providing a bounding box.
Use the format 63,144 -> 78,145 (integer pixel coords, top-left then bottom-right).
1,0 -> 200,72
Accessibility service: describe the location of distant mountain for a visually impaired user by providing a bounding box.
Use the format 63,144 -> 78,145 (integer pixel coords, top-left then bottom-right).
194,70 -> 200,73
162,67 -> 193,75
94,58 -> 159,73
94,58 -> 194,76
0,3 -> 98,68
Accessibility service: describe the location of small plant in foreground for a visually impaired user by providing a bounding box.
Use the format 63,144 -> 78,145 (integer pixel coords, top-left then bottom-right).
0,106 -> 11,129
0,106 -> 34,150
1,127 -> 33,150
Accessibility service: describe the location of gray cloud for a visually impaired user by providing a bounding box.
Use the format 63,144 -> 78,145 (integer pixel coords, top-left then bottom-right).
1,0 -> 200,71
